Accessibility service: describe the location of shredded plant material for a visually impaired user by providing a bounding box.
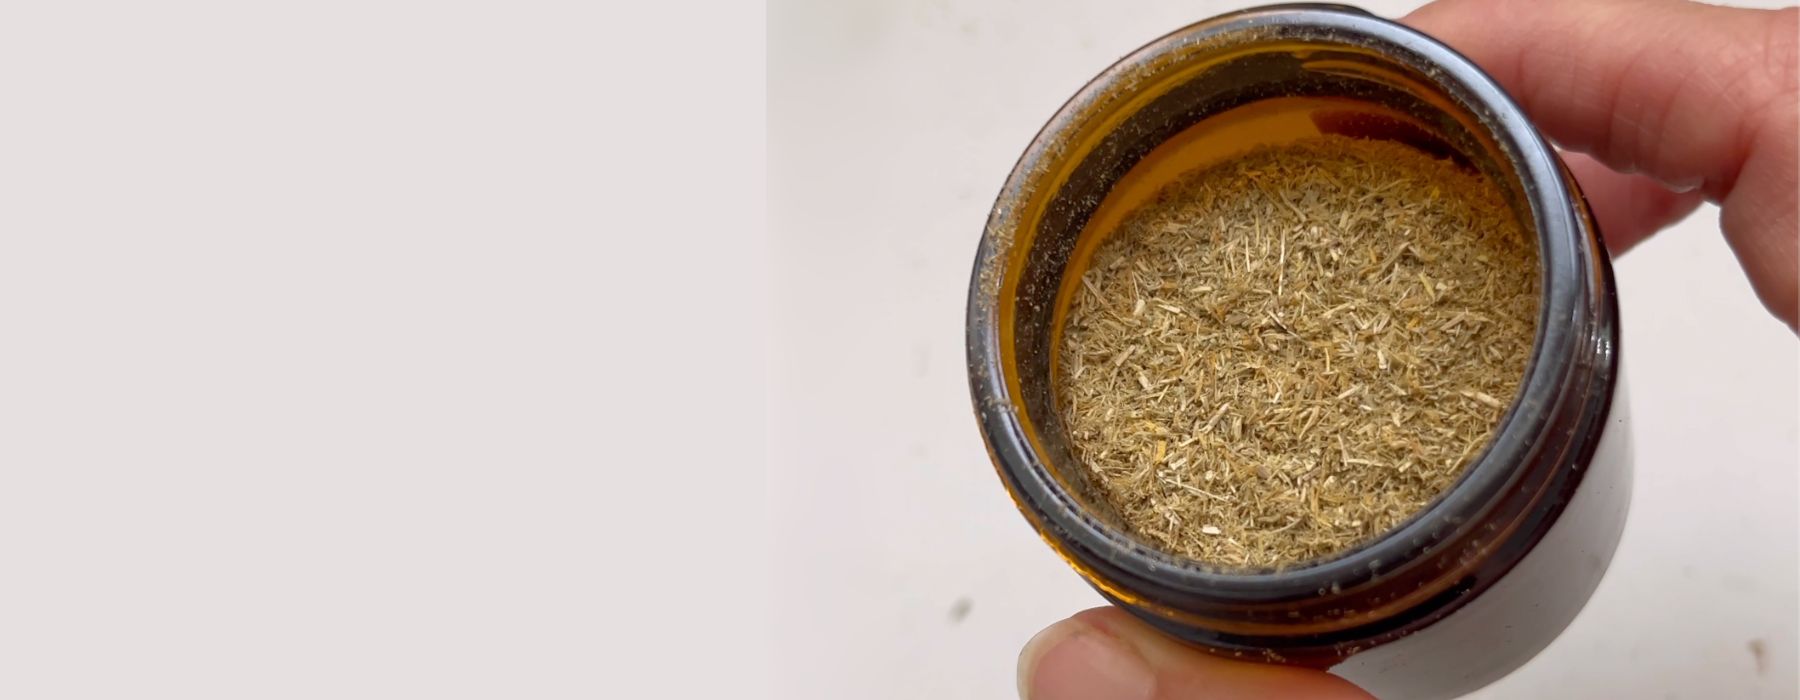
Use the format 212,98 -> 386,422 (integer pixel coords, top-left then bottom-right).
1058,134 -> 1538,569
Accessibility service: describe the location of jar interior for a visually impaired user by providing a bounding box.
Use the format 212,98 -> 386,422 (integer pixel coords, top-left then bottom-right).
1001,38 -> 1543,563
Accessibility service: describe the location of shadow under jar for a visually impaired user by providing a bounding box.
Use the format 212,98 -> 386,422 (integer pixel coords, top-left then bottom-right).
965,5 -> 1630,699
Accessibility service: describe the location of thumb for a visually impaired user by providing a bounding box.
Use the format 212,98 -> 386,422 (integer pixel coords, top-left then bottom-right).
1017,607 -> 1374,700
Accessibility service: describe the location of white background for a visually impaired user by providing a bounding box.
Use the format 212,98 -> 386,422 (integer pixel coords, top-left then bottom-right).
0,1 -> 765,698
770,1 -> 1797,699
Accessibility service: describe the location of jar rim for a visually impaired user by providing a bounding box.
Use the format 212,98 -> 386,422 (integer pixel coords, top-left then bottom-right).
967,3 -> 1612,644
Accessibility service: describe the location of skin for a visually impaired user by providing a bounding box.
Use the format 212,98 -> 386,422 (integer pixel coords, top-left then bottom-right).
1018,1 -> 1798,697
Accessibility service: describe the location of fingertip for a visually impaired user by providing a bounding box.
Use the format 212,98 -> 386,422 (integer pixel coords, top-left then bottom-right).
1018,613 -> 1155,700
1021,607 -> 1376,700
1563,151 -> 1703,255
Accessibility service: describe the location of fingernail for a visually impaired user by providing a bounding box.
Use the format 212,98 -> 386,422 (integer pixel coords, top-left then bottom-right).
1018,618 -> 1156,700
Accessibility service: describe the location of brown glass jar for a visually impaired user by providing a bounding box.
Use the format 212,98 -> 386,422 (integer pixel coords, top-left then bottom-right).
965,5 -> 1629,699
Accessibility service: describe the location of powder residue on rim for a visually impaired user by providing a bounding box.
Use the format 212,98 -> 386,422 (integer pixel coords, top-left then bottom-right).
1057,134 -> 1538,569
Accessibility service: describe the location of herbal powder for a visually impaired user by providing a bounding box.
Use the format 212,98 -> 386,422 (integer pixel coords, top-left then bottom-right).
1058,134 -> 1538,569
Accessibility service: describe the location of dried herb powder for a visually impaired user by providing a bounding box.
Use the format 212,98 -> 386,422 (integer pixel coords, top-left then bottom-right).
1058,134 -> 1538,569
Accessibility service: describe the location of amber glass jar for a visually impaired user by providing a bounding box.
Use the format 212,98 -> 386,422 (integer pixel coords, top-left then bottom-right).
965,5 -> 1629,698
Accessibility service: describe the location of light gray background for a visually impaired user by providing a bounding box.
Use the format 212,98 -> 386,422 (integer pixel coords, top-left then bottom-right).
0,2 -> 767,697
770,1 -> 1798,698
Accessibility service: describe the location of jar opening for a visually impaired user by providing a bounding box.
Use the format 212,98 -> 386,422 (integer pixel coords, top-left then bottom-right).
970,4 -> 1604,653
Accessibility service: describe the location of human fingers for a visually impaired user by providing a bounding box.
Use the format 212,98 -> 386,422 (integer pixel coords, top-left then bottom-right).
1017,606 -> 1375,699
1563,151 -> 1706,255
1406,0 -> 1798,328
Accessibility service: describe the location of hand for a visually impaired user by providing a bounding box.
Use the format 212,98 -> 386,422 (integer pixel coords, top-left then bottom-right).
1408,0 -> 1797,330
1017,2 -> 1798,698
